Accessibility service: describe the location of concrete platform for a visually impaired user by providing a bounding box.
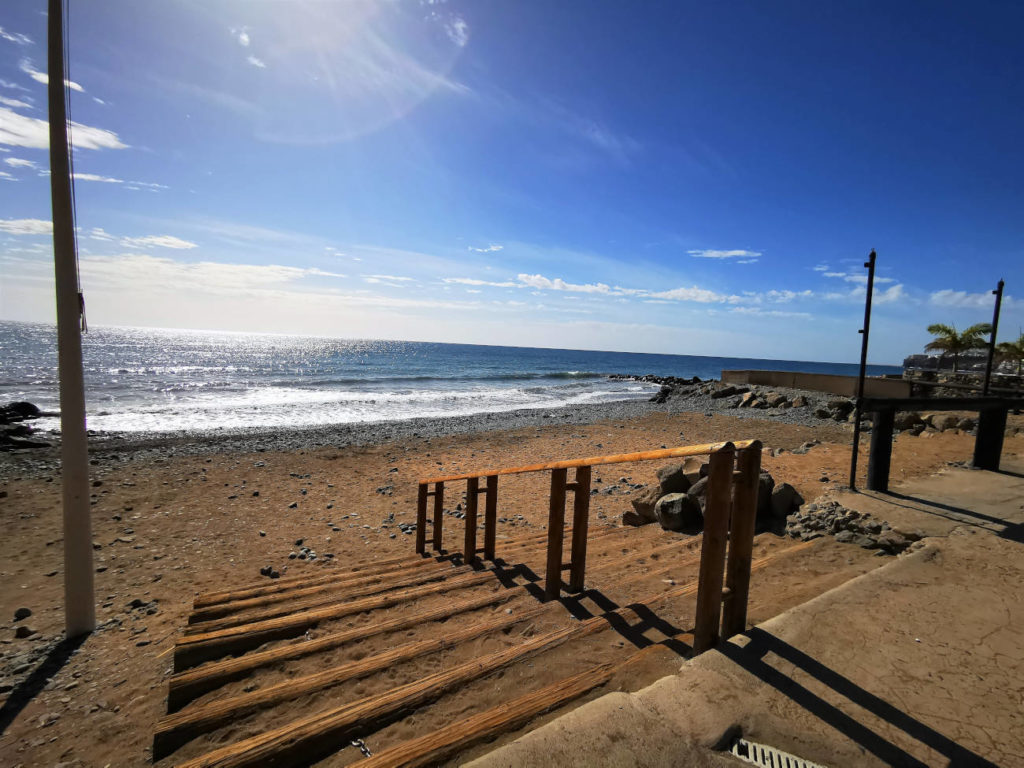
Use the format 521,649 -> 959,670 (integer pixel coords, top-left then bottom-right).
467,463 -> 1024,768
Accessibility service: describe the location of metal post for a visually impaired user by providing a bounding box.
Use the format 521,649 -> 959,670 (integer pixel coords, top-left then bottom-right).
415,484 -> 428,555
49,0 -> 95,638
866,408 -> 896,492
464,477 -> 479,565
483,475 -> 498,560
973,407 -> 1007,470
983,279 -> 1005,395
431,481 -> 444,551
849,249 -> 877,490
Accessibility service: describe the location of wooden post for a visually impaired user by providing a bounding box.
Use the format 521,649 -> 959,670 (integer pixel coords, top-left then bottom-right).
693,443 -> 735,654
483,475 -> 498,560
432,482 -> 445,551
464,477 -> 479,565
866,407 -> 895,492
415,484 -> 428,555
568,466 -> 591,592
973,407 -> 1007,470
545,468 -> 568,600
721,443 -> 761,639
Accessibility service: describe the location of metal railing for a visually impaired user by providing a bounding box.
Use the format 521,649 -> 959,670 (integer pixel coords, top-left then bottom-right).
415,439 -> 763,654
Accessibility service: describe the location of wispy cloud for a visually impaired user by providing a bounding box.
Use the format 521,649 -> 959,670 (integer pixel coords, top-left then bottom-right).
443,277 -> 519,288
0,107 -> 127,150
0,27 -> 33,46
120,235 -> 198,250
821,270 -> 894,285
648,285 -> 740,303
0,170 -> 16,181
20,59 -> 84,92
445,17 -> 469,47
468,243 -> 503,253
812,264 -> 829,272
0,217 -> 52,235
247,55 -> 266,69
4,156 -> 35,168
688,249 -> 762,261
72,172 -> 166,188
232,27 -> 251,47
517,273 -> 613,294
0,79 -> 31,93
929,288 -> 1014,309
364,274 -> 414,282
0,95 -> 32,109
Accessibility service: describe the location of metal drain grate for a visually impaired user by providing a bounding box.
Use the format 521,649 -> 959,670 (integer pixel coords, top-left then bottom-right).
729,737 -> 828,768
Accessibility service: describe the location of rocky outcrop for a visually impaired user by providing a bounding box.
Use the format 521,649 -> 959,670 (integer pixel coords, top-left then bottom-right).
785,499 -> 920,555
1,401 -> 50,451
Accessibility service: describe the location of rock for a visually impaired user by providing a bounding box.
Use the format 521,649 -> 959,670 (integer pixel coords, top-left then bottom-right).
770,483 -> 803,518
655,464 -> 691,495
710,385 -> 743,399
628,486 -> 660,524
764,392 -> 787,408
932,414 -> 959,432
681,457 -> 708,485
756,472 -> 775,519
791,396 -> 808,408
956,417 -> 977,431
738,391 -> 758,408
813,407 -> 831,419
654,493 -> 703,532
828,399 -> 855,417
649,385 -> 673,404
3,401 -> 41,421
876,530 -> 910,554
14,625 -> 36,639
908,424 -> 925,436
834,530 -> 855,544
622,511 -> 647,527
894,412 -> 922,431
13,607 -> 32,621
686,476 -> 709,507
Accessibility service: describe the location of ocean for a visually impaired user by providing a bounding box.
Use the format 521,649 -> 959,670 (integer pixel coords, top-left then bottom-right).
0,321 -> 902,434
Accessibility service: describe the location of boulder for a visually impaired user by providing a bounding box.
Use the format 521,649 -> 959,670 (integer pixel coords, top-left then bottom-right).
655,464 -> 691,495
765,392 -> 787,408
681,457 -> 708,485
738,391 -> 758,408
791,396 -> 808,408
813,407 -> 831,419
894,412 -> 922,431
2,402 -> 40,422
756,471 -> 776,519
932,414 -> 959,432
710,385 -> 740,399
828,399 -> 854,417
628,486 -> 661,524
649,385 -> 673,404
654,493 -> 704,532
686,476 -> 709,508
770,482 -> 804,518
956,417 -> 977,432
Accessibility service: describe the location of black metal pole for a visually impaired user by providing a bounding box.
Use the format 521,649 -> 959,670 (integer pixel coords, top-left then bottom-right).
982,279 -> 1004,395
849,249 -> 876,490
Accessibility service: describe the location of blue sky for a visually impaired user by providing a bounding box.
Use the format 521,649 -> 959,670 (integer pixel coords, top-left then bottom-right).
1,0 -> 1022,364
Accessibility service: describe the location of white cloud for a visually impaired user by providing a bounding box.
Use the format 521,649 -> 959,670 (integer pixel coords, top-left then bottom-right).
20,59 -> 84,92
120,235 -> 198,250
648,285 -> 740,303
247,56 -> 266,69
0,107 -> 127,150
71,172 -> 167,188
233,27 -> 251,47
443,277 -> 519,288
874,284 -> 906,304
688,249 -> 762,261
0,218 -> 52,235
364,274 -> 414,281
0,170 -> 15,180
928,288 -> 1010,309
4,157 -> 35,168
445,17 -> 469,47
812,265 -> 829,272
468,243 -> 503,253
0,27 -> 33,45
0,95 -> 32,109
822,270 -> 894,285
87,227 -> 115,241
0,79 -> 31,93
517,273 -> 612,294
730,307 -> 811,318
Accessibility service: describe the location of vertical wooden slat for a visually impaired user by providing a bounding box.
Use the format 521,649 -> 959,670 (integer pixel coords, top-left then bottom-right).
545,468 -> 568,600
568,465 -> 591,592
721,442 -> 761,639
415,484 -> 428,555
693,442 -> 735,654
432,482 -> 445,552
483,475 -> 498,560
464,477 -> 479,565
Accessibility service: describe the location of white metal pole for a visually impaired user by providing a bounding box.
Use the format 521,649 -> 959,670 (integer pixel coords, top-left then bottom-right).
48,0 -> 96,638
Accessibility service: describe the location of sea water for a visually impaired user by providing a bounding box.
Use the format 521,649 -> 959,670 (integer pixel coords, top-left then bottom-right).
0,321 -> 901,434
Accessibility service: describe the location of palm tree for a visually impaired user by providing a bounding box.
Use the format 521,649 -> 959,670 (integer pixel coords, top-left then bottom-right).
996,333 -> 1024,376
925,323 -> 992,373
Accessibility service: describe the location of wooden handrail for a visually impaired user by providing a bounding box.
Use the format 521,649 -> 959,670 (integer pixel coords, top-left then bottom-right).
419,440 -> 756,485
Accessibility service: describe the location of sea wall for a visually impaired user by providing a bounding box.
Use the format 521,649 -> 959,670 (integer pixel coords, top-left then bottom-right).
721,370 -> 912,399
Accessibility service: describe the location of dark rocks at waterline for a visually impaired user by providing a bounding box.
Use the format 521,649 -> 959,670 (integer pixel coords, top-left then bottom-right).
1,401 -> 52,452
1,402 -> 41,423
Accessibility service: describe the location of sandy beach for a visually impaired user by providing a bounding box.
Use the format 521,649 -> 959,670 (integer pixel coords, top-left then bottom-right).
1,393 -> 1022,767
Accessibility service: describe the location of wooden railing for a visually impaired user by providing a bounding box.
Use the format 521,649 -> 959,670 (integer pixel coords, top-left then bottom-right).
416,439 -> 762,654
